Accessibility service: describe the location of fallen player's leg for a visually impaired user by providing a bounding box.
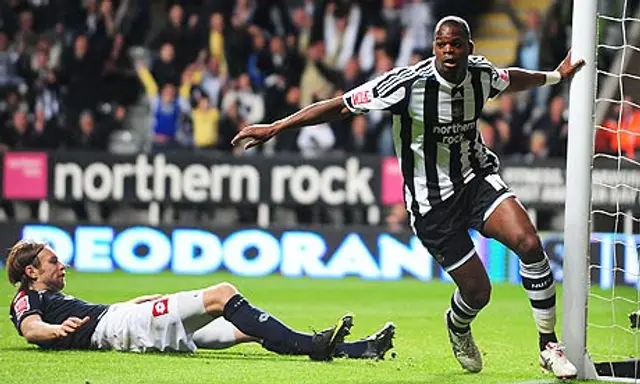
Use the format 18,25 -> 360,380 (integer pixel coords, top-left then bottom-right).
192,317 -> 396,360
172,282 -> 354,360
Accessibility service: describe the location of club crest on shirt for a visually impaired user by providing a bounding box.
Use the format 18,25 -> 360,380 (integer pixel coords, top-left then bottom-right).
452,104 -> 464,120
351,90 -> 372,106
152,298 -> 169,317
13,292 -> 30,319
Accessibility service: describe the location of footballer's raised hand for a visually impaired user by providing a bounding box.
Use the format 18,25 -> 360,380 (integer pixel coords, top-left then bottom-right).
556,50 -> 586,80
56,316 -> 89,338
232,124 -> 278,150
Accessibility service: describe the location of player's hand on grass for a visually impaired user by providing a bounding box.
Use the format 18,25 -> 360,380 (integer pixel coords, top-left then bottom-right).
56,316 -> 89,338
232,123 -> 278,150
556,50 -> 586,80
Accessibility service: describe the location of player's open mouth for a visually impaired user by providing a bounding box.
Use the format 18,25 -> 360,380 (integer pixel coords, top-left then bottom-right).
443,58 -> 457,68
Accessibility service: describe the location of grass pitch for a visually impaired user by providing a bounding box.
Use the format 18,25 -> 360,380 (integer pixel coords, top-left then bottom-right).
0,271 -> 637,384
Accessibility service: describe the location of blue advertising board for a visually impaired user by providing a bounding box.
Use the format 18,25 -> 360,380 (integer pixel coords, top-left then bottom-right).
0,224 -> 636,289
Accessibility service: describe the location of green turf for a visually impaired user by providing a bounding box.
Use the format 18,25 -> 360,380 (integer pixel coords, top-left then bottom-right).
0,271 -> 637,384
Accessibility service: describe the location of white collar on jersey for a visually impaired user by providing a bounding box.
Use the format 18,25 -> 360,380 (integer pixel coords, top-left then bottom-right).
430,58 -> 471,89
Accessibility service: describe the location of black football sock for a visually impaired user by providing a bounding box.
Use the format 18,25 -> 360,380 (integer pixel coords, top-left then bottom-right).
539,332 -> 558,351
333,340 -> 369,358
222,294 -> 314,355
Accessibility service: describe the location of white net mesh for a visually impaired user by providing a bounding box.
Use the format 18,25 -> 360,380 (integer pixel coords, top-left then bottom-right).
589,0 -> 640,378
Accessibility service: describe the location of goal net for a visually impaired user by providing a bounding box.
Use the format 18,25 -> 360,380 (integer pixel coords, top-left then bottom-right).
575,0 -> 640,381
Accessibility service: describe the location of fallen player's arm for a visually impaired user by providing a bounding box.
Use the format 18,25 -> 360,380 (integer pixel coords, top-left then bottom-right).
505,51 -> 585,93
20,314 -> 89,343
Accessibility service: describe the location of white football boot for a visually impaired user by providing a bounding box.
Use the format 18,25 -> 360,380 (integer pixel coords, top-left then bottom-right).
445,309 -> 483,373
539,341 -> 578,379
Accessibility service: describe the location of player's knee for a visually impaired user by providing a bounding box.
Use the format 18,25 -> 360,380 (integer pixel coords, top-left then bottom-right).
514,232 -> 543,262
203,282 -> 239,313
213,282 -> 238,302
469,285 -> 492,309
462,284 -> 492,310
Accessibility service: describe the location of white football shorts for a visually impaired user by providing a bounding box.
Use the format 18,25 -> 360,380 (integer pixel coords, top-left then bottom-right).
90,290 -> 213,353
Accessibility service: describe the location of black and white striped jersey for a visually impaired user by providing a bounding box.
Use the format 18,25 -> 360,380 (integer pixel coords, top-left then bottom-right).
342,55 -> 510,216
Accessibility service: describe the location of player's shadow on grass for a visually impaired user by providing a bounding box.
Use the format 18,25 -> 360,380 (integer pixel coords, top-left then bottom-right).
139,349 -> 307,362
352,373 -> 506,384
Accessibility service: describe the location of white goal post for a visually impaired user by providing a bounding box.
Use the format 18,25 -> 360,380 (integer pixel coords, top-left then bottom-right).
562,0 -> 598,379
563,0 -> 640,381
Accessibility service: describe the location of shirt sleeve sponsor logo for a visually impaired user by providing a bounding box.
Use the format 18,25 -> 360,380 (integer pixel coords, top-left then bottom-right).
151,298 -> 169,317
351,90 -> 372,106
13,292 -> 30,319
495,68 -> 509,83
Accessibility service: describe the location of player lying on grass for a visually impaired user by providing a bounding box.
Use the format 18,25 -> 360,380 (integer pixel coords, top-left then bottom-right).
231,15 -> 584,380
6,239 -> 395,360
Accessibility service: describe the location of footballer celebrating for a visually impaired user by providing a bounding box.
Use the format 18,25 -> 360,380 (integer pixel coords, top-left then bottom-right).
232,16 -> 584,379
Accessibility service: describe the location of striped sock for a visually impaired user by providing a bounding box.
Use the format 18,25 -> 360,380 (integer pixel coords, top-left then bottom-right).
447,289 -> 481,334
519,256 -> 558,350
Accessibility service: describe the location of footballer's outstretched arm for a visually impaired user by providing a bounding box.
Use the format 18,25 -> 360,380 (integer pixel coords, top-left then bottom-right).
232,96 -> 353,150
505,51 -> 585,93
20,313 -> 89,343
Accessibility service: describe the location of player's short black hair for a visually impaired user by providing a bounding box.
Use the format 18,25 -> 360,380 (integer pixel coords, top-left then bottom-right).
434,16 -> 472,40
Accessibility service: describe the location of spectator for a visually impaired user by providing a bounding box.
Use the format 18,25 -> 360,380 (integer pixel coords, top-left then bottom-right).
300,41 -> 334,107
207,13 -> 228,78
67,110 -> 113,222
152,4 -> 185,54
191,55 -> 225,108
31,105 -> 59,149
323,1 -> 361,70
67,110 -> 109,150
152,42 -> 180,87
14,9 -> 39,55
224,12 -> 253,78
532,95 -> 568,158
221,73 -> 264,127
525,130 -> 549,162
135,60 -> 188,150
483,93 -> 530,157
219,101 -> 243,154
58,33 -> 113,122
101,33 -> 137,106
251,0 -> 296,38
297,120 -> 335,158
180,67 -> 221,149
265,34 -> 304,87
600,97 -> 640,158
0,32 -> 23,91
270,86 -> 301,153
314,56 -> 368,92
2,109 -> 37,149
345,115 -> 376,154
291,6 -> 313,55
247,29 -> 268,89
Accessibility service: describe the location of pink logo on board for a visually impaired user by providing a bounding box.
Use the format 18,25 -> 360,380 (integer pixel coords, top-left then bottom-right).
3,152 -> 48,200
381,157 -> 403,205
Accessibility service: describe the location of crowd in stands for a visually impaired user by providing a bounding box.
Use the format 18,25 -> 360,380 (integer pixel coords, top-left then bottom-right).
0,0 -> 603,161
0,0 -> 637,226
